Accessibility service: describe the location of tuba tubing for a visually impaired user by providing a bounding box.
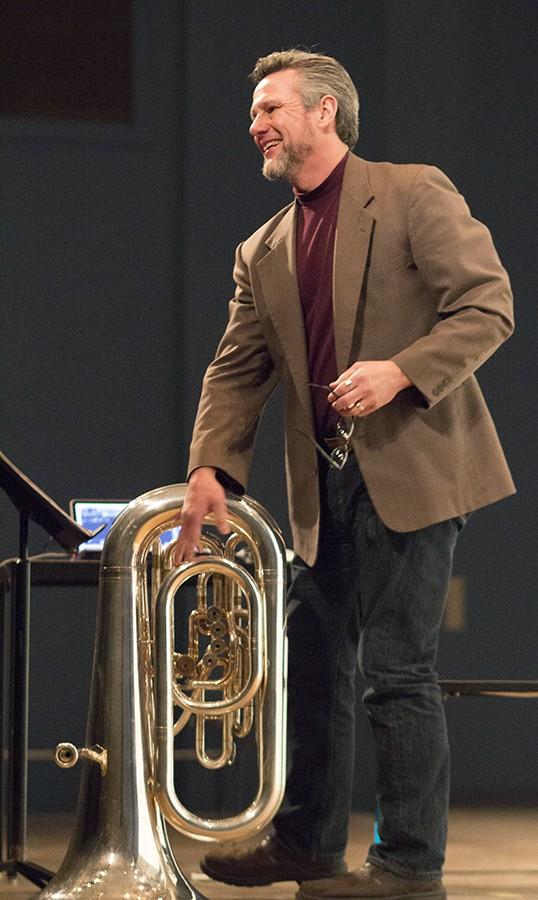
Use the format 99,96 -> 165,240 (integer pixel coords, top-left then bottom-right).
39,485 -> 288,900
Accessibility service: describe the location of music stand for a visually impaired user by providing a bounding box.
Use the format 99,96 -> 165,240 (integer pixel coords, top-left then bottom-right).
0,450 -> 94,887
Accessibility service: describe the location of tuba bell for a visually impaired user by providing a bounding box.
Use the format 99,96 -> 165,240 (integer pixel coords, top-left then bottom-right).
39,485 -> 288,899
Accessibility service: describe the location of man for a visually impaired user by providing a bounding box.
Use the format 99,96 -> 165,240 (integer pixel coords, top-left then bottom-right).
174,50 -> 514,900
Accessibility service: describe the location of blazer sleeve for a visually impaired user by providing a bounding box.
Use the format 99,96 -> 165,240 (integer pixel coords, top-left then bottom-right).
187,242 -> 280,489
391,165 -> 514,408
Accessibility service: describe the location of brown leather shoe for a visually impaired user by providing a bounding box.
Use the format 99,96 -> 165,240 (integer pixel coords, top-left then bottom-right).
296,862 -> 446,899
200,833 -> 347,886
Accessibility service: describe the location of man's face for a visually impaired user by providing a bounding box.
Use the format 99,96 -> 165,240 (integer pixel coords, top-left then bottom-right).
249,69 -> 318,183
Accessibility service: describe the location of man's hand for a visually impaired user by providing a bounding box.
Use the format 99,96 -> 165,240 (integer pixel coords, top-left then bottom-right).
329,360 -> 412,417
171,467 -> 230,565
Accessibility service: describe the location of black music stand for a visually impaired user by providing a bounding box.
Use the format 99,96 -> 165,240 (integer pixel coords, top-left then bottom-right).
0,451 -> 94,887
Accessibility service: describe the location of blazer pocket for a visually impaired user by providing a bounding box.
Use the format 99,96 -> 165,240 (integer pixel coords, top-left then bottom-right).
367,252 -> 413,280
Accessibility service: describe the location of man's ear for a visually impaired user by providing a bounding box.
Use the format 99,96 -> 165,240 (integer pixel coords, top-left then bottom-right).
318,94 -> 338,130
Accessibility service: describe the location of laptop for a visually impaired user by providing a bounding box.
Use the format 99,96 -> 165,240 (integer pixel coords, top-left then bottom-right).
69,499 -> 180,556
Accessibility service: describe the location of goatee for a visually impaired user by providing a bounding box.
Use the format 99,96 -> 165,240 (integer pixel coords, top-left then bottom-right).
262,142 -> 313,183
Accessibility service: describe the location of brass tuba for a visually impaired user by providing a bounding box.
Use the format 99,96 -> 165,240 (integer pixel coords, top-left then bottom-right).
39,485 -> 288,899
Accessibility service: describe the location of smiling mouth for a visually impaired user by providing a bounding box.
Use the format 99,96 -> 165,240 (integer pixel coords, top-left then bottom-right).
262,139 -> 282,154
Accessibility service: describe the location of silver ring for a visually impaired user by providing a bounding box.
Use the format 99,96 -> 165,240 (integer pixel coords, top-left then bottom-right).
353,400 -> 363,410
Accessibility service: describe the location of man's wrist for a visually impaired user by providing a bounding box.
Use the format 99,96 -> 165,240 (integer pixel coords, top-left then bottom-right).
187,466 -> 244,496
390,361 -> 412,391
188,466 -> 217,482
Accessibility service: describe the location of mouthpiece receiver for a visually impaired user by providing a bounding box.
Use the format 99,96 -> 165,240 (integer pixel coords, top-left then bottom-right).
54,741 -> 107,775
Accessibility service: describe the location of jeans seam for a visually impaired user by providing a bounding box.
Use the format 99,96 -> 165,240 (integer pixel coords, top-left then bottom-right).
309,615 -> 353,859
380,531 -> 418,840
364,523 -> 452,874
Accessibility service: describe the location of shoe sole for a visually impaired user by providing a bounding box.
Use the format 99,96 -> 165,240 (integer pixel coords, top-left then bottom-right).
200,860 -> 344,888
296,891 -> 446,900
200,860 -> 295,886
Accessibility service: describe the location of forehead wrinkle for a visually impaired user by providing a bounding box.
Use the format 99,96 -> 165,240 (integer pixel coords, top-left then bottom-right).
250,90 -> 307,122
250,69 -> 305,120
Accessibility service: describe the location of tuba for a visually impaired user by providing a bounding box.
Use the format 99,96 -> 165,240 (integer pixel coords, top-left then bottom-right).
39,485 -> 287,899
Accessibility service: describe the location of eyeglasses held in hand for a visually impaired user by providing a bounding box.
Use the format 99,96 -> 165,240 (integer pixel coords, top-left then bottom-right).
294,383 -> 355,471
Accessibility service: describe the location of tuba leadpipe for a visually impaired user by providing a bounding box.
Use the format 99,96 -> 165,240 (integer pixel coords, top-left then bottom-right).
39,485 -> 287,900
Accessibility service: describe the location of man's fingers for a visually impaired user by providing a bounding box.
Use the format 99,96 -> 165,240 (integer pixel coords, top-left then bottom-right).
329,366 -> 364,395
169,473 -> 231,566
170,509 -> 201,564
171,506 -> 229,565
171,534 -> 199,565
328,388 -> 375,419
215,501 -> 231,535
329,380 -> 356,401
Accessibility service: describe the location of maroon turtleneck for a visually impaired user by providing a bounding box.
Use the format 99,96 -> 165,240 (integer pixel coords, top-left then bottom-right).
295,152 -> 348,437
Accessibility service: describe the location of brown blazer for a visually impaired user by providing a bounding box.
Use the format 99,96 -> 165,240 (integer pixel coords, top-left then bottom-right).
188,154 -> 515,565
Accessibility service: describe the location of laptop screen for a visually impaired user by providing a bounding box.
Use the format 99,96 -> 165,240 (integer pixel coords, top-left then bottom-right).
69,500 -> 180,554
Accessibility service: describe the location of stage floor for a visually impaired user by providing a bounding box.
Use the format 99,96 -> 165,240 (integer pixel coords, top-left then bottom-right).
1,808 -> 537,898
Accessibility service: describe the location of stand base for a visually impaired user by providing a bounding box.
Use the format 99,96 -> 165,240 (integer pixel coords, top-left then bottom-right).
0,858 -> 54,888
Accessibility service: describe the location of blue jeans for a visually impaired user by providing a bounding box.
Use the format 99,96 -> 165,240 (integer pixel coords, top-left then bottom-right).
273,453 -> 464,879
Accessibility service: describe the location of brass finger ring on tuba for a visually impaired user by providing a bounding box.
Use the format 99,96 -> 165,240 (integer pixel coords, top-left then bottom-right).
39,485 -> 288,899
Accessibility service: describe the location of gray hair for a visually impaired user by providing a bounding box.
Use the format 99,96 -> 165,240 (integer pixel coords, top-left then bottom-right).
249,49 -> 359,150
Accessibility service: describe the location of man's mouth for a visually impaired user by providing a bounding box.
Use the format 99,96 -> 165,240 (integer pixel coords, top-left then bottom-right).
261,139 -> 282,155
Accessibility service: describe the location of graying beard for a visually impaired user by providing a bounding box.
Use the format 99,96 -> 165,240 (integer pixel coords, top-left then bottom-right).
262,143 -> 313,183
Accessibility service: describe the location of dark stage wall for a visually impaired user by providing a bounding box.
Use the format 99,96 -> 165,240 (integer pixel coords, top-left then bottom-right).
1,1 -> 536,813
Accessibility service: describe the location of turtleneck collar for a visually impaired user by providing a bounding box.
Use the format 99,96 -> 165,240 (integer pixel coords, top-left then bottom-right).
294,152 -> 349,206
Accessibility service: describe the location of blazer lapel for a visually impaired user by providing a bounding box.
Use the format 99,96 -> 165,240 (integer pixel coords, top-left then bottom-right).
255,156 -> 375,423
256,204 -> 313,418
333,155 -> 375,373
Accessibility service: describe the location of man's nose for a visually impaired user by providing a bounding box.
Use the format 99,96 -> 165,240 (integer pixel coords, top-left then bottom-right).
249,114 -> 267,138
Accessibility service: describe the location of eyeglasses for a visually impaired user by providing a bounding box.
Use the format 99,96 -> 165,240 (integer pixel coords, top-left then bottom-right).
294,383 -> 355,471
